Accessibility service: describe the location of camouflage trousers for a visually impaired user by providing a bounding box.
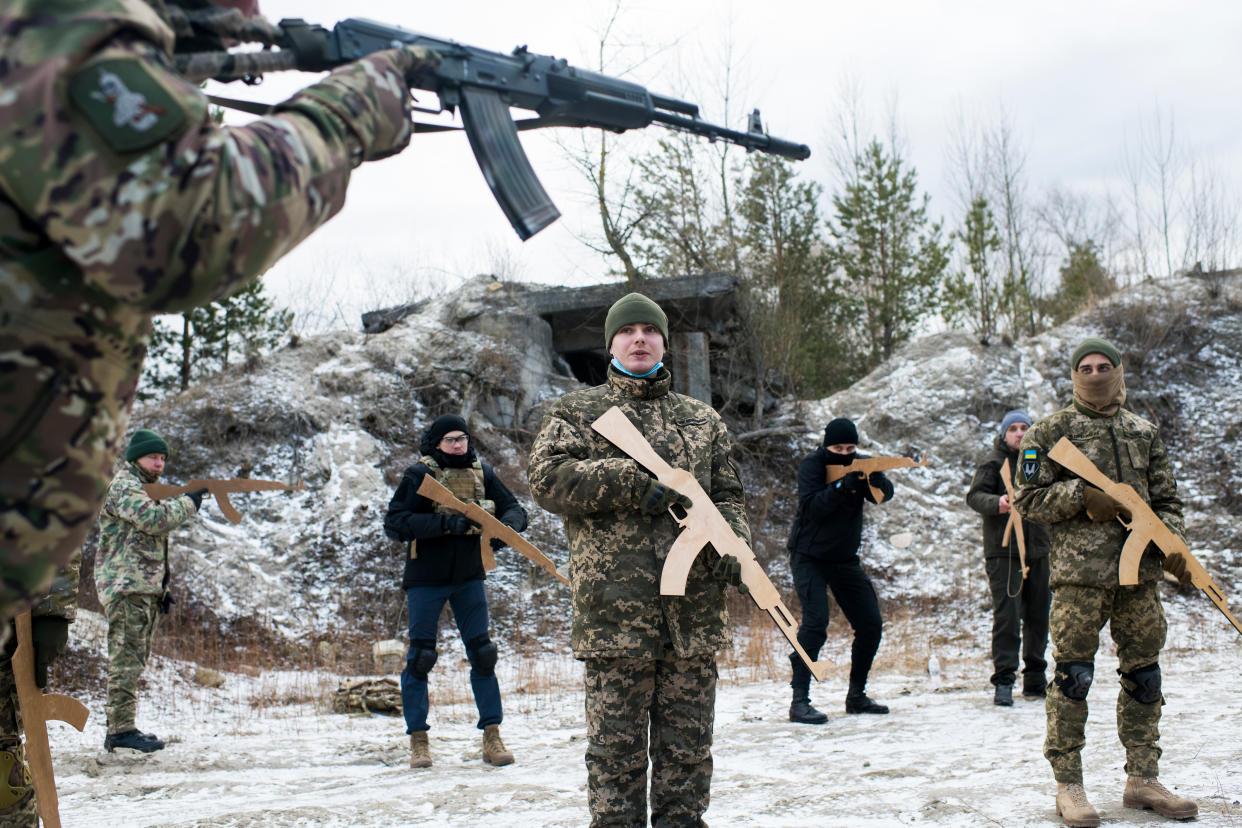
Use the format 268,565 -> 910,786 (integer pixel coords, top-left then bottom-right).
583,655 -> 716,828
1045,583 -> 1166,783
0,654 -> 35,828
104,594 -> 161,733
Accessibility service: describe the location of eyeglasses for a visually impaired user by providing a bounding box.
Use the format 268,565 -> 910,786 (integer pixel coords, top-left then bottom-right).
440,434 -> 469,446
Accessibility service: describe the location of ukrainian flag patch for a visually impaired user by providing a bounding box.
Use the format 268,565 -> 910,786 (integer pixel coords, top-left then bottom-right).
1021,448 -> 1039,480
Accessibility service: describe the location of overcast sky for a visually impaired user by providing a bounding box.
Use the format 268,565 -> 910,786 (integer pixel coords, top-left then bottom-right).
223,0 -> 1242,332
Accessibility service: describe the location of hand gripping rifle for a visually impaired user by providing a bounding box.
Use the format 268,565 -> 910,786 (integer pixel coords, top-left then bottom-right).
1047,437 -> 1242,636
144,478 -> 307,525
172,12 -> 811,240
416,475 -> 568,586
999,458 -> 1029,580
11,612 -> 89,828
591,406 -> 830,681
825,454 -> 929,504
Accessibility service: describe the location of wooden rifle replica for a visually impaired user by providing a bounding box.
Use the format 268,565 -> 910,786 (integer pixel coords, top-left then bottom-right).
825,454 -> 928,504
416,475 -> 568,586
144,478 -> 307,524
999,458 -> 1029,580
11,612 -> 88,828
591,406 -> 830,681
1047,437 -> 1242,636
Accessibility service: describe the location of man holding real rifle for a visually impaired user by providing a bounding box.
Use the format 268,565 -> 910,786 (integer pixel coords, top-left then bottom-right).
96,429 -> 207,754
966,409 -> 1051,707
1014,338 -> 1197,826
383,414 -> 528,770
786,417 -> 893,723
528,292 -> 750,827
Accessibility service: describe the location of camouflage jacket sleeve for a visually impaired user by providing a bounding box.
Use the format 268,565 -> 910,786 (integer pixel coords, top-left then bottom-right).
1013,419 -> 1084,525
528,406 -> 648,517
0,0 -> 415,313
31,547 -> 83,622
708,417 -> 752,545
106,470 -> 197,546
1145,430 -> 1185,541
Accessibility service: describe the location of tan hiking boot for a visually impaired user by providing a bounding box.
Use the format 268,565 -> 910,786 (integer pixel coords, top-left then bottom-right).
1056,782 -> 1101,828
409,730 -> 431,768
1123,776 -> 1198,819
482,724 -> 514,766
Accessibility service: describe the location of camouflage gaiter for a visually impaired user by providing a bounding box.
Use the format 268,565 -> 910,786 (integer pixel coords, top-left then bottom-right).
1072,364 -> 1127,416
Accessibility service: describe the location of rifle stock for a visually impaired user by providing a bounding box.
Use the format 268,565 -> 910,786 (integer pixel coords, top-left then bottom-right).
825,454 -> 928,504
144,478 -> 306,525
999,459 -> 1029,580
591,406 -> 830,681
1047,437 -> 1242,636
416,475 -> 568,586
12,612 -> 89,828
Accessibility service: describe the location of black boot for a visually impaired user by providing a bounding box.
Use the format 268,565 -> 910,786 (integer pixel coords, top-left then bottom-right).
845,681 -> 889,715
790,691 -> 828,724
994,682 -> 1014,706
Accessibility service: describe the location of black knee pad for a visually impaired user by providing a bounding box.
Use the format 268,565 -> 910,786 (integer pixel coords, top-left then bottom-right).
466,635 -> 498,677
1119,662 -> 1162,704
1054,661 -> 1094,700
407,645 -> 437,681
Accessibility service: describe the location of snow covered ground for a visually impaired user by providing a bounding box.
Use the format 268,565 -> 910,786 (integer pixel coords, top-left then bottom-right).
51,610 -> 1241,827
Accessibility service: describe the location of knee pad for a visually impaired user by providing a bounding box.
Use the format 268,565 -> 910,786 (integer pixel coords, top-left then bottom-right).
407,645 -> 437,681
1119,662 -> 1162,704
466,636 -> 498,677
0,749 -> 31,811
1053,661 -> 1094,700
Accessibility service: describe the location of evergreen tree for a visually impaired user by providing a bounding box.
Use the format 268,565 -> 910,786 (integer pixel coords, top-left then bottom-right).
827,139 -> 950,368
942,196 -> 1004,338
1046,240 -> 1116,323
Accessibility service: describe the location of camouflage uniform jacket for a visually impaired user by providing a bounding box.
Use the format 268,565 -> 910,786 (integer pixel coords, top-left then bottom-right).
966,434 -> 1051,561
528,366 -> 751,660
94,463 -> 196,604
1013,405 -> 1183,589
0,0 -> 415,618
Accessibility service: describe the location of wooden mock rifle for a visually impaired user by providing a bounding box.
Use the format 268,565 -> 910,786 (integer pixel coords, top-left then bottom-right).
11,612 -> 89,828
591,406 -> 830,681
144,477 -> 307,524
825,454 -> 928,504
416,475 -> 568,586
1047,437 -> 1242,636
999,458 -> 1029,580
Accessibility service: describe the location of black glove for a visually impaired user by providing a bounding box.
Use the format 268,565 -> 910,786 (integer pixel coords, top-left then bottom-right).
837,470 -> 865,493
639,479 -> 692,516
712,554 -> 750,596
159,592 -> 176,615
444,514 -> 480,536
186,488 -> 209,510
30,617 -> 70,689
867,471 -> 885,488
489,537 -> 507,552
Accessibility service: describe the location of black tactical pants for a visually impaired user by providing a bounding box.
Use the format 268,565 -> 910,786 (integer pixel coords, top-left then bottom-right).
790,554 -> 882,691
985,554 -> 1051,689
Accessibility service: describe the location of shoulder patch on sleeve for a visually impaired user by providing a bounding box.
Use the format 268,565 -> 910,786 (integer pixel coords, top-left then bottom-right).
1020,448 -> 1040,481
68,57 -> 189,152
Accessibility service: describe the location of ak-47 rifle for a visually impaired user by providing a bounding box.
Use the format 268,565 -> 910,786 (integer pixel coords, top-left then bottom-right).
11,612 -> 89,828
999,458 -> 1029,580
170,11 -> 810,241
144,478 -> 306,525
416,475 -> 568,586
825,454 -> 929,504
591,406 -> 830,681
1047,437 -> 1242,636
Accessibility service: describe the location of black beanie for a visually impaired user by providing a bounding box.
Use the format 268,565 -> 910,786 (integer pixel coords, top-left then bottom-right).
419,414 -> 469,456
822,418 -> 859,447
126,429 -> 169,462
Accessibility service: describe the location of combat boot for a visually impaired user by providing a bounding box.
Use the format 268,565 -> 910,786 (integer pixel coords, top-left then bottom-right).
104,729 -> 164,753
1122,776 -> 1198,819
789,691 -> 828,724
1055,782 -> 1100,828
993,683 -> 1014,706
482,724 -> 514,766
408,730 -> 431,769
845,680 -> 889,714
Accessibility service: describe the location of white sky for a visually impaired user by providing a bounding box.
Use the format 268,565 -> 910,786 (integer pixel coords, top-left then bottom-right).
221,0 -> 1242,331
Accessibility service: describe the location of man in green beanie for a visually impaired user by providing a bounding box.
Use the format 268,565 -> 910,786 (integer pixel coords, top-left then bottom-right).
95,429 -> 207,753
529,291 -> 749,826
1015,338 -> 1197,826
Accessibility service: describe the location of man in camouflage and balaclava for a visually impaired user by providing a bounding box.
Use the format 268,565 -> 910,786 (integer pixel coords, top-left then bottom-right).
529,292 -> 749,827
1015,338 -> 1197,826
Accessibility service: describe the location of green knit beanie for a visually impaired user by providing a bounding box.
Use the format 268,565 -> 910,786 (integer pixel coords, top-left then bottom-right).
1070,338 -> 1122,371
604,292 -> 669,347
125,429 -> 169,462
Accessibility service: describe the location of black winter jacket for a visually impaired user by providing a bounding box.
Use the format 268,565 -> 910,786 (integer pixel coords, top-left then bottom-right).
966,434 -> 1051,561
384,461 -> 528,588
787,447 -> 893,563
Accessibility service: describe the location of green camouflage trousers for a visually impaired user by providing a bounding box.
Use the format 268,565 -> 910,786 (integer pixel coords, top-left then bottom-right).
1045,583 -> 1166,783
584,655 -> 717,828
105,594 -> 161,733
0,655 -> 36,828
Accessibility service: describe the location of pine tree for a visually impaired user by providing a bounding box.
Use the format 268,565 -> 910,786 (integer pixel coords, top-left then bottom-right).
942,196 -> 1003,338
1046,241 -> 1116,323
